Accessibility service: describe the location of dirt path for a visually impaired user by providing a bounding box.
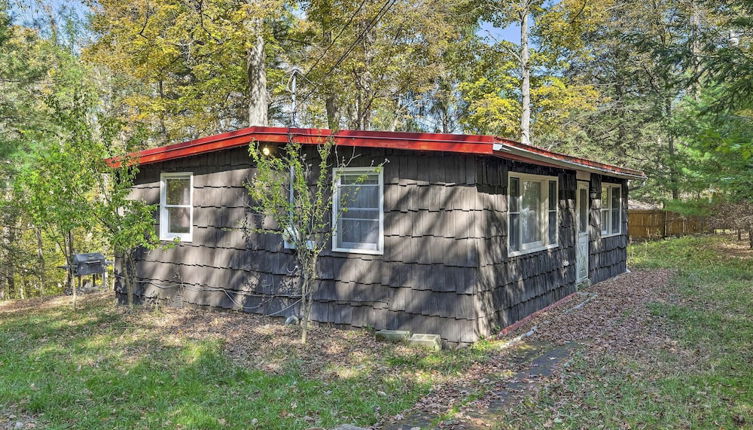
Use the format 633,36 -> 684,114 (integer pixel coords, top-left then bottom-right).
380,268 -> 677,430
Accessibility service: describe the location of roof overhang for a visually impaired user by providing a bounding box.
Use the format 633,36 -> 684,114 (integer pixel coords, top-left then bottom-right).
493,140 -> 646,180
107,126 -> 645,180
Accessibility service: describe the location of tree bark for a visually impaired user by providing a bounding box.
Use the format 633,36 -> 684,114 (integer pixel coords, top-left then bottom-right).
690,0 -> 701,101
246,10 -> 268,127
749,229 -> 753,250
65,230 -> 74,295
326,95 -> 339,130
36,227 -> 45,295
125,251 -> 134,309
519,1 -> 532,145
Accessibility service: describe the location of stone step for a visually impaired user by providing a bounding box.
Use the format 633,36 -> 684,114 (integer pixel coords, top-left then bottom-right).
407,333 -> 442,351
375,329 -> 411,343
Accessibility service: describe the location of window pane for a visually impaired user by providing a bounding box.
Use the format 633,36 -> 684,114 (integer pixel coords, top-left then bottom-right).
341,209 -> 379,220
611,186 -> 621,211
337,219 -> 379,249
166,177 -> 190,205
509,213 -> 520,252
548,210 -> 557,243
521,181 -> 541,244
579,188 -> 588,233
167,207 -> 190,233
339,184 -> 379,209
341,173 -> 379,185
601,210 -> 609,234
548,181 -> 557,211
601,187 -> 609,210
509,177 -> 520,212
611,208 -> 620,234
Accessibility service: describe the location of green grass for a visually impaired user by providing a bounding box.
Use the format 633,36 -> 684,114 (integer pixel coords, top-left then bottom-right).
498,235 -> 753,429
0,296 -> 501,430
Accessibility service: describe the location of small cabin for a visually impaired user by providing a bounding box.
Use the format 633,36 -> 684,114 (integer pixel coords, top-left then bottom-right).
116,127 -> 644,345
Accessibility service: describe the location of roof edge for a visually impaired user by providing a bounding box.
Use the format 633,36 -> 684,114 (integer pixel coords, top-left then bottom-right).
493,139 -> 646,180
107,126 -> 645,180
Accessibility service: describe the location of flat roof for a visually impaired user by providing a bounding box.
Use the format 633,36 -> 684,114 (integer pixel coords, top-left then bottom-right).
108,126 -> 646,180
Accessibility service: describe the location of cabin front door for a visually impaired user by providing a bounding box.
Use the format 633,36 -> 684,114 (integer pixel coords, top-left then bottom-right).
576,181 -> 590,283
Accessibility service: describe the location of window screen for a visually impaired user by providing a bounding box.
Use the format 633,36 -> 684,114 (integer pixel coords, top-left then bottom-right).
333,169 -> 383,253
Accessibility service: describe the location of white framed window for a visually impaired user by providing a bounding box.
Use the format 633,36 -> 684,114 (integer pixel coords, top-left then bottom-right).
508,173 -> 558,256
601,184 -> 622,237
160,172 -> 193,242
332,167 -> 383,254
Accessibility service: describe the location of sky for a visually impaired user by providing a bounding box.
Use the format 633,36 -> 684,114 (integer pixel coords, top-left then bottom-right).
480,21 -> 521,44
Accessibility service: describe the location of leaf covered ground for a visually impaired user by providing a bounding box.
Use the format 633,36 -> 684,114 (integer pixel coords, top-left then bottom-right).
477,235 -> 753,429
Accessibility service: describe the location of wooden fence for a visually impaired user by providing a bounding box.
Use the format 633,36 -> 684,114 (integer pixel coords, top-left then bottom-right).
628,209 -> 711,240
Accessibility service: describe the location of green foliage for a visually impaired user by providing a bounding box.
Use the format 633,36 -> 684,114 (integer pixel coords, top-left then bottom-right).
247,139 -> 383,341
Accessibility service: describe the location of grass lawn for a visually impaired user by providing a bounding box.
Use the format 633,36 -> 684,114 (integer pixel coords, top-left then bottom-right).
497,235 -> 753,429
0,291 -> 503,430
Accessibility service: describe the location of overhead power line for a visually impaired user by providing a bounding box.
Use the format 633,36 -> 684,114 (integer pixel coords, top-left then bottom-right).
297,0 -> 399,106
302,0 -> 371,78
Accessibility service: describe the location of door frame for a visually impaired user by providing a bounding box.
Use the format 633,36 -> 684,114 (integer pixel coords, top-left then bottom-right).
576,180 -> 590,283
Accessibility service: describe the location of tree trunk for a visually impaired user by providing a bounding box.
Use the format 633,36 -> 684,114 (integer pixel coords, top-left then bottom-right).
246,10 -> 268,127
739,229 -> 743,241
749,229 -> 753,250
690,0 -> 701,101
36,227 -> 45,295
73,275 -> 79,310
125,251 -> 134,309
519,1 -> 531,145
65,230 -> 74,294
664,97 -> 679,200
299,255 -> 318,344
300,270 -> 311,344
326,95 -> 339,130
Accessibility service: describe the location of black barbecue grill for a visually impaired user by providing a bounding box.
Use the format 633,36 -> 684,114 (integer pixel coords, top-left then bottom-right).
60,253 -> 111,276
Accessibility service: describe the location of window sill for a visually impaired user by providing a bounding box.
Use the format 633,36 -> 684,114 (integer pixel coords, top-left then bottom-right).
508,244 -> 559,258
601,232 -> 623,239
160,236 -> 192,243
332,247 -> 384,256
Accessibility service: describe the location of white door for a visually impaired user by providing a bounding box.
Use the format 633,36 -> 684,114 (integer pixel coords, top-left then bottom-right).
576,182 -> 590,283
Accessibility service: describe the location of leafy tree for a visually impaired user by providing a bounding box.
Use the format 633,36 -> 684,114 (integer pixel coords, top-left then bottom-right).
86,0 -> 290,142
462,0 -> 605,145
247,138 -> 381,342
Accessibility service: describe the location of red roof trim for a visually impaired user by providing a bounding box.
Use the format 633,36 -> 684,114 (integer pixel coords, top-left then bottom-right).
496,138 -> 645,178
108,126 -> 644,179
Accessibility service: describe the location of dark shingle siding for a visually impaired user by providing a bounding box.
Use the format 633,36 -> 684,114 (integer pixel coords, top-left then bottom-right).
118,147 -> 630,344
589,175 -> 629,283
120,148 -> 482,344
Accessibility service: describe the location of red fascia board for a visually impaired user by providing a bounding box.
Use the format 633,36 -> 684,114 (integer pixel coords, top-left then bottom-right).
107,126 -> 644,179
496,138 -> 646,178
108,127 -> 496,167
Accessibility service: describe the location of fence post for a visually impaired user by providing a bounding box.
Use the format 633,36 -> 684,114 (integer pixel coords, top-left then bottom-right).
662,210 -> 668,238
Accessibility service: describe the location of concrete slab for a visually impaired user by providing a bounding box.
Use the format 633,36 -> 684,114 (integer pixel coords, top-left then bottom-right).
375,329 -> 411,343
408,333 -> 442,351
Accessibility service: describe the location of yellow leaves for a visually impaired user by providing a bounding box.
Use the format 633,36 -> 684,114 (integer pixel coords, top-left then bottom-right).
537,0 -> 615,55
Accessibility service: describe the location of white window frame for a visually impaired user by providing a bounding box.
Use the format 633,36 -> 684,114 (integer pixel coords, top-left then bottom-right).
508,172 -> 559,257
601,184 -> 623,237
160,172 -> 193,242
332,167 -> 384,255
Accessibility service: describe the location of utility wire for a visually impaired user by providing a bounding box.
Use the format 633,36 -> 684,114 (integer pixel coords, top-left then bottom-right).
302,0 -> 371,80
296,0 -> 399,106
